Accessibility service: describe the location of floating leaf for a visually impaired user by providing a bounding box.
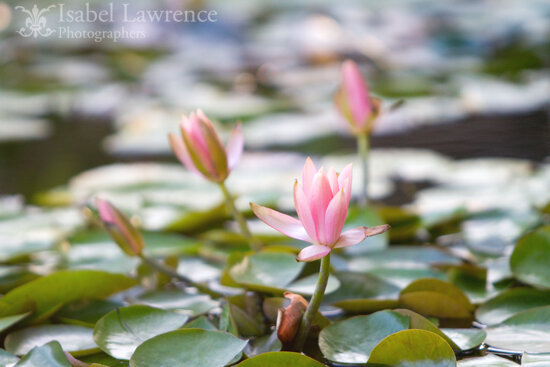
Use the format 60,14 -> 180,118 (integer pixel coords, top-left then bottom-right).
94,305 -> 189,360
133,290 -> 218,317
0,349 -> 18,366
5,325 -> 97,357
393,309 -> 459,350
441,328 -> 486,350
457,354 -> 517,366
243,332 -> 282,358
367,329 -> 456,367
129,329 -> 247,367
510,226 -> 550,288
228,252 -> 304,293
236,351 -> 325,366
485,305 -> 550,353
0,270 -> 136,322
55,299 -> 123,328
0,313 -> 29,333
14,341 -> 71,367
476,288 -> 550,325
399,278 -> 473,319
318,310 -> 409,364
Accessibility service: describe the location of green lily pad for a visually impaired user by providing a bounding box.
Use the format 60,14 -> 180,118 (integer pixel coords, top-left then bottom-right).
236,352 -> 325,366
441,328 -> 486,350
228,252 -> 304,293
367,329 -> 456,367
399,278 -> 473,319
55,299 -> 123,328
5,325 -> 97,356
486,305 -> 550,353
0,348 -> 19,366
343,206 -> 389,254
94,305 -> 189,360
318,310 -> 409,364
510,226 -> 550,288
476,288 -> 550,325
129,329 -> 247,367
243,332 -> 282,358
457,354 -> 517,366
14,341 -> 71,367
0,270 -> 136,322
133,290 -> 218,317
324,271 -> 400,304
393,309 -> 460,350
285,273 -> 340,296
0,313 -> 29,333
183,316 -> 217,330
522,352 -> 550,366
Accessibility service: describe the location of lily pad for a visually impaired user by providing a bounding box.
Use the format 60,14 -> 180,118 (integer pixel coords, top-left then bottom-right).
476,288 -> 550,325
485,305 -> 550,353
228,252 -> 304,293
399,278 -> 473,319
94,305 -> 189,360
367,329 -> 456,367
0,313 -> 29,333
14,341 -> 71,367
129,329 -> 247,367
5,325 -> 97,356
458,354 -> 517,366
510,226 -> 550,288
236,351 -> 325,366
441,328 -> 486,351
133,290 -> 218,317
0,270 -> 136,322
318,310 -> 409,364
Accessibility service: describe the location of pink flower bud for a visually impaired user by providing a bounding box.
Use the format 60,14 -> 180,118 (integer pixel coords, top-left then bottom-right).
335,60 -> 380,135
250,158 -> 390,261
96,198 -> 144,256
169,109 -> 243,182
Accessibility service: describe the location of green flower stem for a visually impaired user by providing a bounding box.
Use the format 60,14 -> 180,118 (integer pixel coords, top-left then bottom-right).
218,182 -> 263,251
357,134 -> 370,207
294,253 -> 331,351
138,254 -> 222,298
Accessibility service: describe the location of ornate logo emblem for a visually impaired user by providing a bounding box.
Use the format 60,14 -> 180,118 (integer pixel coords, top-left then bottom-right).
15,4 -> 56,38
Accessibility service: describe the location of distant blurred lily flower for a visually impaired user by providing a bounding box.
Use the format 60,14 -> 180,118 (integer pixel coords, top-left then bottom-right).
334,60 -> 380,135
169,109 -> 243,182
96,198 -> 144,256
251,158 -> 390,261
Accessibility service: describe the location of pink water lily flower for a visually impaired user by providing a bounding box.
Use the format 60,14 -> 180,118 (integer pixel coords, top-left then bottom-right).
335,60 -> 380,135
250,158 -> 390,261
169,109 -> 243,183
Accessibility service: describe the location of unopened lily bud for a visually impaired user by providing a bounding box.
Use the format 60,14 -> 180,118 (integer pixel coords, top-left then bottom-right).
96,198 -> 144,256
276,292 -> 308,345
169,109 -> 243,183
335,60 -> 380,135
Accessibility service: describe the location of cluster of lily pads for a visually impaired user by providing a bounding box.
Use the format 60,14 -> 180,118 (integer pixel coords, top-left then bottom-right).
0,51 -> 549,367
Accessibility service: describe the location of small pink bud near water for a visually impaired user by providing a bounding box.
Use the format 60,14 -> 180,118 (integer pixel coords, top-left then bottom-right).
169,109 -> 243,183
250,158 -> 390,261
96,198 -> 144,256
335,60 -> 381,135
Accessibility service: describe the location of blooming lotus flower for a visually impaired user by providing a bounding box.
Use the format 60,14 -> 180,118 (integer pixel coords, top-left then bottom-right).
169,110 -> 243,182
250,158 -> 390,261
96,198 -> 144,256
334,60 -> 380,135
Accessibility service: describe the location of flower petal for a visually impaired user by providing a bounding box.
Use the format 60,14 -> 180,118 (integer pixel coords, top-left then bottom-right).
294,180 -> 318,243
324,190 -> 348,245
250,202 -> 311,242
364,224 -> 391,237
333,224 -> 391,248
297,245 -> 331,262
342,60 -> 371,129
302,157 -> 317,196
226,122 -> 244,170
332,227 -> 367,248
169,133 -> 199,173
327,167 -> 339,195
338,163 -> 353,204
310,169 -> 333,244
